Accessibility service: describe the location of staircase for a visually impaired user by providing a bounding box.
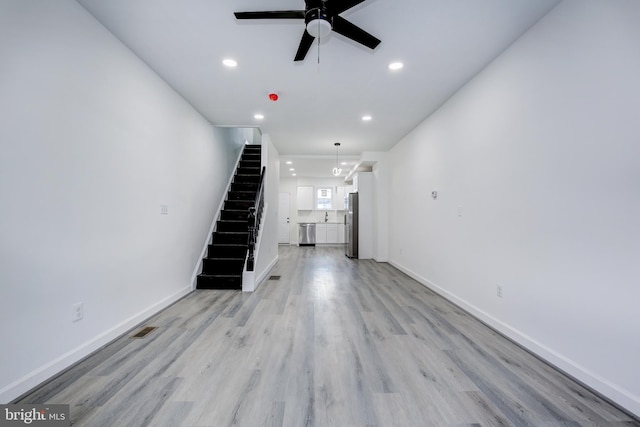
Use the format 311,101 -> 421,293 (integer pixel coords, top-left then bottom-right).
197,145 -> 262,289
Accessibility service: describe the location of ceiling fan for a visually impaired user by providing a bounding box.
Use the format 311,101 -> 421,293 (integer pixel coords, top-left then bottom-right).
234,0 -> 381,61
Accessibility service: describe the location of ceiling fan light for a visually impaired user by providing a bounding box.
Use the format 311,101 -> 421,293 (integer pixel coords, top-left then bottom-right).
306,19 -> 332,38
332,167 -> 342,176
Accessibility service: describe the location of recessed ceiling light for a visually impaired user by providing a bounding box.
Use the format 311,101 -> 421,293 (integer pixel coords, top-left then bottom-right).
254,113 -> 264,120
341,162 -> 348,166
223,58 -> 238,68
362,115 -> 372,121
389,62 -> 404,71
292,173 -> 297,176
289,168 -> 295,171
286,161 -> 293,165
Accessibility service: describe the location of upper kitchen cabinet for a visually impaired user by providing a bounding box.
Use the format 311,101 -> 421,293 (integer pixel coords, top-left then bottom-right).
297,186 -> 314,210
335,187 -> 346,210
334,186 -> 353,210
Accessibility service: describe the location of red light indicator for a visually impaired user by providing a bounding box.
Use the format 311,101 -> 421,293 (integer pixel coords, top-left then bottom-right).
269,93 -> 279,101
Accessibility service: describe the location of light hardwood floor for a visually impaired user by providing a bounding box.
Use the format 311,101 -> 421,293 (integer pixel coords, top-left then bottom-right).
17,246 -> 639,426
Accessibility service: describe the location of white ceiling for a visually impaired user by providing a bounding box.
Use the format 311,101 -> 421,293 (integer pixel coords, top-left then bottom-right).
76,0 -> 560,177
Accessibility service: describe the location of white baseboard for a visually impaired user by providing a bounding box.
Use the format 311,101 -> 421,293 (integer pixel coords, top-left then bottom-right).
243,255 -> 278,292
1,285 -> 192,404
256,256 -> 278,289
388,260 -> 640,418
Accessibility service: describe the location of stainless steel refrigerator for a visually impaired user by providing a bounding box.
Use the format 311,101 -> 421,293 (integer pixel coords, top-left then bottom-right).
345,192 -> 358,258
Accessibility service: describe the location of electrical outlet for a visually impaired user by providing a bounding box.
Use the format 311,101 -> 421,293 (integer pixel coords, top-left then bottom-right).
72,302 -> 84,322
496,284 -> 503,298
160,205 -> 168,215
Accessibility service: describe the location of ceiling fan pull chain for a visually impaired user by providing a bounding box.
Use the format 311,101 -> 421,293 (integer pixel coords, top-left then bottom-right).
317,21 -> 321,65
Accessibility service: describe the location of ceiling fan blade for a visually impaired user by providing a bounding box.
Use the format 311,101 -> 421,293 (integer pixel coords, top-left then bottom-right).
234,11 -> 305,20
327,0 -> 367,15
332,15 -> 380,50
294,31 -> 316,61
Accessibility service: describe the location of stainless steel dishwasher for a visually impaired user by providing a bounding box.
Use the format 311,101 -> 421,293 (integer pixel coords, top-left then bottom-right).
298,223 -> 316,246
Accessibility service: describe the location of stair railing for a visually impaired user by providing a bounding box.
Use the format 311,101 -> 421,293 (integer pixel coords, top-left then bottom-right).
247,166 -> 266,271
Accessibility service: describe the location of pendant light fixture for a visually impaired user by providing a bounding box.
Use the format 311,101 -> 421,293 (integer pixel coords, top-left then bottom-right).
332,142 -> 342,176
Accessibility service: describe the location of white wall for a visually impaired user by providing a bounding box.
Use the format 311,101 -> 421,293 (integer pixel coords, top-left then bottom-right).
358,152 -> 390,262
0,0 -> 242,402
389,0 -> 640,416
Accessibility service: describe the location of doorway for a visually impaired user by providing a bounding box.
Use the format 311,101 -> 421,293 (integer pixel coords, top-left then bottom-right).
278,193 -> 291,244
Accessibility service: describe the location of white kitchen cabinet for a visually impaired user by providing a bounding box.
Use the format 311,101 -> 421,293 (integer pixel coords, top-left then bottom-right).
316,223 -> 342,244
326,224 -> 338,243
297,186 -> 314,210
337,223 -> 345,244
335,185 -> 354,210
335,186 -> 346,210
316,223 -> 327,243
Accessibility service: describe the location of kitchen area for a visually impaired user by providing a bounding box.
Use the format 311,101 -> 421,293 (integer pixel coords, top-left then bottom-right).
278,172 -> 373,259
294,184 -> 350,246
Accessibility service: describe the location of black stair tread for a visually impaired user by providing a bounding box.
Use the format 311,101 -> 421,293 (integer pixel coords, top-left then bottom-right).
228,192 -> 257,200
221,210 -> 251,215
210,242 -> 247,246
198,273 -> 242,279
197,271 -> 244,276
207,251 -> 247,258
224,205 -> 254,210
197,275 -> 242,289
208,246 -> 247,251
204,257 -> 245,261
